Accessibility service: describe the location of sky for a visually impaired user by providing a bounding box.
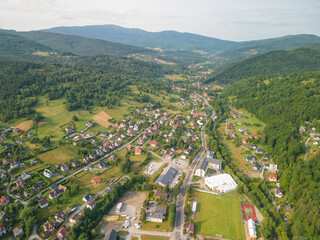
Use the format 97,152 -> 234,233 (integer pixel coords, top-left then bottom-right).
0,0 -> 319,41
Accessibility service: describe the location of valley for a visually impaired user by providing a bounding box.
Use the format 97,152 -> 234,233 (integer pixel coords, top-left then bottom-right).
0,22 -> 319,240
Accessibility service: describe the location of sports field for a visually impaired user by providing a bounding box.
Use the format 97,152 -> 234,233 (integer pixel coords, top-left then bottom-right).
194,191 -> 245,240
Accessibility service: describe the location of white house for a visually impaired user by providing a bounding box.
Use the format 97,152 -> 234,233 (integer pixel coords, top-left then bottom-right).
43,169 -> 53,178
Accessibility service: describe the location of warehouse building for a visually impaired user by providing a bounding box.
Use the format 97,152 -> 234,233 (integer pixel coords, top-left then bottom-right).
204,173 -> 237,193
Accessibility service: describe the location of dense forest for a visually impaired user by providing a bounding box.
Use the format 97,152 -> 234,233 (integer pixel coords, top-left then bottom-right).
208,44 -> 320,84
0,60 -> 132,122
225,72 -> 320,238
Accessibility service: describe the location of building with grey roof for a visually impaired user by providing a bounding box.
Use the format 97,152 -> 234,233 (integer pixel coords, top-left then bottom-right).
155,167 -> 178,187
195,151 -> 222,177
146,206 -> 167,222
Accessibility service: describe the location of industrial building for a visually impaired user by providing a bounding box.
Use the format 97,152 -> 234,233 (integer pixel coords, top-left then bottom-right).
204,173 -> 237,193
195,151 -> 222,177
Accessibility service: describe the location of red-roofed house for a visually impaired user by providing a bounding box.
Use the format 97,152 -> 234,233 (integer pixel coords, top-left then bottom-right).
13,128 -> 21,133
57,227 -> 68,240
152,126 -> 158,131
241,138 -> 247,144
91,176 -> 101,184
0,196 -> 9,206
193,114 -> 199,118
186,223 -> 195,236
135,148 -> 142,155
126,145 -> 132,150
151,141 -> 158,147
269,174 -> 278,182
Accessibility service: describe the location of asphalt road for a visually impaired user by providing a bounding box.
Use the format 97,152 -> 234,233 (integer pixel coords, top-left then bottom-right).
174,95 -> 215,239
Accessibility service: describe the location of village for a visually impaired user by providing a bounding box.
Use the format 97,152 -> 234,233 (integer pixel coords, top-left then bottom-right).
0,79 -> 318,240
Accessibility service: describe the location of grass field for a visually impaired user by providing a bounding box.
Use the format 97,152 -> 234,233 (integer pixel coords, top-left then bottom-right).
193,191 -> 246,240
37,146 -> 78,164
15,120 -> 33,131
142,218 -> 173,232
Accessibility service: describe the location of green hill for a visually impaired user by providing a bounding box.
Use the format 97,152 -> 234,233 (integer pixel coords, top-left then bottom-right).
0,32 -> 56,60
208,43 -> 320,84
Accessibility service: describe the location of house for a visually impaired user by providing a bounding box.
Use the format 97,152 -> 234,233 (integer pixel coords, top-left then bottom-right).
60,164 -> 69,173
150,141 -> 158,147
49,188 -> 65,200
13,128 -> 21,133
44,169 -> 53,178
181,153 -> 188,160
82,193 -> 94,203
13,226 -> 23,237
267,164 -> 278,173
21,172 -> 31,181
256,148 -> 264,154
97,161 -> 106,169
70,213 -> 83,224
250,144 -> 256,149
155,189 -> 168,201
91,176 -> 102,184
252,162 -> 262,171
0,226 -> 6,236
87,200 -> 96,210
0,196 -> 9,206
72,159 -> 80,168
269,174 -> 278,182
43,220 -> 55,232
65,126 -> 72,132
10,160 -> 19,169
57,227 -> 68,240
39,198 -> 49,208
146,206 -> 167,222
275,188 -> 284,198
109,155 -> 116,161
86,121 -> 93,127
263,153 -> 269,160
246,155 -> 255,162
32,182 -> 44,192
55,211 -> 67,221
299,126 -> 307,134
241,138 -> 247,144
186,222 -> 195,236
239,128 -> 247,133
135,148 -> 142,155
230,132 -> 236,138
16,179 -> 25,188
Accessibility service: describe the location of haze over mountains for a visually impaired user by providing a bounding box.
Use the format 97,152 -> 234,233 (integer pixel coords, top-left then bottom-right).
44,24 -> 320,56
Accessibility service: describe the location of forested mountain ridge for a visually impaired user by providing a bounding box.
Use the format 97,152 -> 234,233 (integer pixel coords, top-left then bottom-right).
12,30 -> 152,57
216,34 -> 320,63
208,43 -> 320,84
43,24 -> 237,53
225,72 -> 320,239
0,32 -> 178,78
0,32 -> 57,60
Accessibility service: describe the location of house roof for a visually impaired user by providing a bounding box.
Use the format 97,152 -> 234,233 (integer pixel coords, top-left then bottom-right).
105,229 -> 118,240
57,227 -> 68,239
0,196 -> 9,205
91,176 -> 101,184
13,226 -> 22,235
39,198 -> 48,206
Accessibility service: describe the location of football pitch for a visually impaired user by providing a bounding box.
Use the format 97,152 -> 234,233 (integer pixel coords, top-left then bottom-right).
193,191 -> 246,240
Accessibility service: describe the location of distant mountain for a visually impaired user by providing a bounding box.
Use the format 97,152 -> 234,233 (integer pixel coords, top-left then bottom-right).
208,43 -> 320,84
12,30 -> 152,57
0,32 -> 56,60
43,24 -> 237,53
216,34 -> 320,63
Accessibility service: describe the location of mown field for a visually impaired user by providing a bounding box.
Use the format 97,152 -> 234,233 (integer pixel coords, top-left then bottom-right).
194,191 -> 246,240
37,146 -> 78,164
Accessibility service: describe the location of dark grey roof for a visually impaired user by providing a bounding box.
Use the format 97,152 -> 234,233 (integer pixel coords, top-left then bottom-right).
197,159 -> 209,171
146,206 -> 167,220
207,157 -> 221,165
247,155 -> 255,161
158,167 -> 178,186
106,229 -> 117,240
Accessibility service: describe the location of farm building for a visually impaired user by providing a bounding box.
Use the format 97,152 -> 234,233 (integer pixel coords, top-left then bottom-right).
205,173 -> 237,193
